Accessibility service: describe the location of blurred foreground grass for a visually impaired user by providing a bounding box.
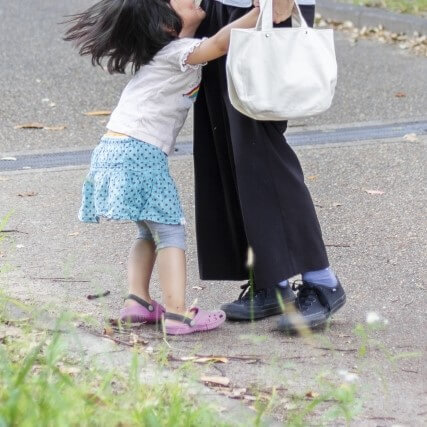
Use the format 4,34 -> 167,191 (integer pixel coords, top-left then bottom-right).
0,308 -> 228,427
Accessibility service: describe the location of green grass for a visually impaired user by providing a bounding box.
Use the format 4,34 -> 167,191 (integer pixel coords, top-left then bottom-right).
342,0 -> 427,15
0,316 -> 229,427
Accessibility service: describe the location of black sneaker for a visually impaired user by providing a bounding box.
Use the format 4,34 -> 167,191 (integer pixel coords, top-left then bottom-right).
277,279 -> 346,333
221,283 -> 296,321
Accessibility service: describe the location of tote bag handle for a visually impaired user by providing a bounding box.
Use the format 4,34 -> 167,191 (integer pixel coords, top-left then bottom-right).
255,0 -> 309,31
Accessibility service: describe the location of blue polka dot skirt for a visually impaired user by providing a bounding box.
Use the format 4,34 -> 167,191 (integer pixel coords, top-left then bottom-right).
78,136 -> 185,225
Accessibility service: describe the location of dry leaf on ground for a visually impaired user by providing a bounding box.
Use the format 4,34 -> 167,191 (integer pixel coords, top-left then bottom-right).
87,291 -> 110,300
201,376 -> 230,387
84,110 -> 112,116
14,123 -> 67,131
58,365 -> 81,376
129,333 -> 148,346
14,123 -> 44,129
395,92 -> 406,98
315,15 -> 427,57
305,390 -> 320,399
364,189 -> 385,195
18,191 -> 38,197
181,356 -> 228,364
44,125 -> 67,131
103,326 -> 114,337
307,175 -> 317,181
403,133 -> 418,142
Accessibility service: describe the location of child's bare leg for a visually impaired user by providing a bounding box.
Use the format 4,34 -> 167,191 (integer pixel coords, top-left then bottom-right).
156,247 -> 188,315
125,238 -> 156,307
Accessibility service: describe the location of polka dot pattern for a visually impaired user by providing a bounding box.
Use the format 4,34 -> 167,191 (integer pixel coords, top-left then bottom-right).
78,137 -> 185,225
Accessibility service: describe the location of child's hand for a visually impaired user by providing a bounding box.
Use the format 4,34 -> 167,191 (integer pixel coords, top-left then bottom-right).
253,0 -> 295,24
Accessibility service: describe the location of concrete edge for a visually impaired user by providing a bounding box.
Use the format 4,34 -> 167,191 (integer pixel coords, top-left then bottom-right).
317,0 -> 427,35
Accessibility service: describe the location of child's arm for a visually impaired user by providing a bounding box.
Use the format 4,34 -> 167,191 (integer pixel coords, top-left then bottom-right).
186,7 -> 260,66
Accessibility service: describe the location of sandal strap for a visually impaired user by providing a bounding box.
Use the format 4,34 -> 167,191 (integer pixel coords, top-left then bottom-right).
164,312 -> 194,327
125,294 -> 154,312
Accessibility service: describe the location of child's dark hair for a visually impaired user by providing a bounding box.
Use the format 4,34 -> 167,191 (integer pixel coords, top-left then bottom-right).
64,0 -> 182,74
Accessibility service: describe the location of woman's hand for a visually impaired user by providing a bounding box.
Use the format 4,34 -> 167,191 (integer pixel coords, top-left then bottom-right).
253,0 -> 294,24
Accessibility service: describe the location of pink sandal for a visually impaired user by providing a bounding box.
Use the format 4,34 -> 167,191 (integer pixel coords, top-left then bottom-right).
164,307 -> 226,335
119,294 -> 165,324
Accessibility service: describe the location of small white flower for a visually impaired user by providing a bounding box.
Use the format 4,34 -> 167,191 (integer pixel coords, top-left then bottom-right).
338,369 -> 359,383
246,247 -> 255,268
366,312 -> 380,324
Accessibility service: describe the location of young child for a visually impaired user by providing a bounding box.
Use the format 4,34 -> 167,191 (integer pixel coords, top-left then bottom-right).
64,0 -> 260,335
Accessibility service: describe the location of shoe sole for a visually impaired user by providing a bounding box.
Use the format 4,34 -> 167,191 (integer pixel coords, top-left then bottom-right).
223,300 -> 295,321
277,294 -> 347,332
308,294 -> 347,328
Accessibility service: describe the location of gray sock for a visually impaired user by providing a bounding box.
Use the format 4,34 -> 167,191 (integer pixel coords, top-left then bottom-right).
278,279 -> 289,288
302,267 -> 338,287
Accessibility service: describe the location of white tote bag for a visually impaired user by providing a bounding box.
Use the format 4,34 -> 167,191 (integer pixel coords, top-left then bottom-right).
226,0 -> 338,121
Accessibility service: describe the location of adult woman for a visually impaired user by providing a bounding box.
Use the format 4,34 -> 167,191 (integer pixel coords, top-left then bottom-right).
194,0 -> 346,331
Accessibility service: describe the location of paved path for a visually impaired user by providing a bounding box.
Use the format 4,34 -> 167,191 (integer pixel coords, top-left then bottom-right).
1,0 -> 426,425
1,137 -> 425,424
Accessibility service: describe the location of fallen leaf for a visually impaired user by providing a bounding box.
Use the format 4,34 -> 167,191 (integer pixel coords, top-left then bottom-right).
14,123 -> 67,131
364,189 -> 384,195
128,332 -> 148,346
180,356 -> 228,364
403,133 -> 418,142
87,290 -> 110,300
84,110 -> 112,116
201,376 -> 230,387
231,388 -> 247,397
305,390 -> 319,399
103,326 -> 114,337
18,191 -> 38,197
395,92 -> 406,98
1,157 -> 17,161
196,356 -> 228,364
307,175 -> 317,181
59,365 -> 81,376
68,232 -> 80,236
44,125 -> 67,131
14,123 -> 44,129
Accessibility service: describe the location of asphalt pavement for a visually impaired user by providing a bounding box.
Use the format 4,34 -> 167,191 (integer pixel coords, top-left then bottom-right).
1,0 -> 426,425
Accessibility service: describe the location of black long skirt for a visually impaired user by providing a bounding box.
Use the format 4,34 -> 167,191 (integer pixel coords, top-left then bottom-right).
193,2 -> 329,290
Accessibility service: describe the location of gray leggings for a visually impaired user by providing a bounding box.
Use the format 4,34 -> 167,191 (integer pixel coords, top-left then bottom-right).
136,220 -> 186,251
